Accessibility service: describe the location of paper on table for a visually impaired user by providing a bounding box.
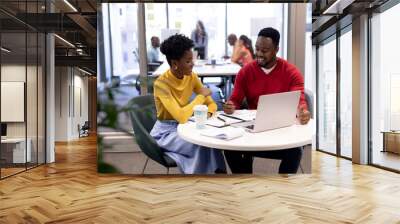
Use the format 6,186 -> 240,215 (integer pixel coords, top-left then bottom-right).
200,127 -> 245,140
220,110 -> 256,121
205,115 -> 244,128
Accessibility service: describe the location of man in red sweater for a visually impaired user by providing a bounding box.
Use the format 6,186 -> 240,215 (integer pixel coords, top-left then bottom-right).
223,27 -> 311,174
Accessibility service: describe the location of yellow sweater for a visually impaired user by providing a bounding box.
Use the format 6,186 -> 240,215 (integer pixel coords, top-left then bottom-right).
153,69 -> 217,124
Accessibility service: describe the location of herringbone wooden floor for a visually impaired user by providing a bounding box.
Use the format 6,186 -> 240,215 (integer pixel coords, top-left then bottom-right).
1,136 -> 400,223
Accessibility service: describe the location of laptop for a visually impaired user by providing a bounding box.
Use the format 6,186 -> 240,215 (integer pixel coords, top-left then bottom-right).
231,91 -> 301,133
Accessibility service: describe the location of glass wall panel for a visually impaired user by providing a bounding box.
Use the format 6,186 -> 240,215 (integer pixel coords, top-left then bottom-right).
168,3 -> 226,60
1,31 -> 28,177
38,33 -> 45,165
0,1 -> 46,179
145,3 -> 166,61
371,3 -> 400,171
143,3 -> 286,61
339,29 -> 352,158
27,31 -> 38,169
227,3 -> 285,59
317,37 -> 337,154
108,3 -> 139,83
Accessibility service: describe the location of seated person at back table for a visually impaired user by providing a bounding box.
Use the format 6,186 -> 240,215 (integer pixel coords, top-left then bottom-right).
223,27 -> 311,174
231,35 -> 254,67
147,36 -> 162,63
223,33 -> 237,59
150,34 -> 226,174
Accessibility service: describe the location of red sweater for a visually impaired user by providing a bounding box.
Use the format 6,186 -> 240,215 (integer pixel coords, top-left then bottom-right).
229,58 -> 308,110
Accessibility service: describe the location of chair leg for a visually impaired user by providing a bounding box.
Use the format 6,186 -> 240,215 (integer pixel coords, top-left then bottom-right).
167,167 -> 170,174
142,157 -> 149,174
299,146 -> 305,174
300,164 -> 304,174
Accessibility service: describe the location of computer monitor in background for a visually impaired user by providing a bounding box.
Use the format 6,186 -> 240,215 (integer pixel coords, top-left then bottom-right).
1,123 -> 7,138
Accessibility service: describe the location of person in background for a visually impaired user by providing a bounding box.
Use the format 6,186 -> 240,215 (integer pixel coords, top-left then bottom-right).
223,33 -> 238,59
147,36 -> 161,63
191,20 -> 208,59
231,35 -> 255,67
150,34 -> 226,174
223,27 -> 311,174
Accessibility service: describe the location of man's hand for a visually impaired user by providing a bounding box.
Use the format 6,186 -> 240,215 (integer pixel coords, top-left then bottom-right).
223,100 -> 236,114
298,107 -> 311,125
198,87 -> 211,97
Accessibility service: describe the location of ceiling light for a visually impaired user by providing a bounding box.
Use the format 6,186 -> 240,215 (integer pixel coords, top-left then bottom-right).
322,0 -> 355,15
1,47 -> 11,53
78,67 -> 93,76
63,0 -> 78,12
54,34 -> 75,48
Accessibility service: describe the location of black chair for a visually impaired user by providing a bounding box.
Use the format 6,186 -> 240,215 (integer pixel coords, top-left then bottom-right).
128,95 -> 177,174
78,121 -> 90,138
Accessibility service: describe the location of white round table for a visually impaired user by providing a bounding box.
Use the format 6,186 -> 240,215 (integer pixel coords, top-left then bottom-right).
177,120 -> 313,151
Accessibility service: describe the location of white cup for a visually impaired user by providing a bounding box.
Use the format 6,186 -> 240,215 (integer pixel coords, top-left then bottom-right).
193,105 -> 208,129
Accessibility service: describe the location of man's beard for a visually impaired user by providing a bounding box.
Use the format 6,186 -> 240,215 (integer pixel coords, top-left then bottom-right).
258,56 -> 276,68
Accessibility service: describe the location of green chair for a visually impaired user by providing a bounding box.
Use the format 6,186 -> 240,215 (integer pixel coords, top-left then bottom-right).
128,95 -> 177,174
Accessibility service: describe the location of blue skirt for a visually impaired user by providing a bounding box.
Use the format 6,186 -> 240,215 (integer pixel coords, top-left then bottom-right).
150,120 -> 226,174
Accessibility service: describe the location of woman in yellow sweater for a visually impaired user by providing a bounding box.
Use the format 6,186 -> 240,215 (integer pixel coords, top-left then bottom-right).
149,34 -> 226,174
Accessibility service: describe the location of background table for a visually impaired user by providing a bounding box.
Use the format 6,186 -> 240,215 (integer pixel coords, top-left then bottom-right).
177,120 -> 313,151
152,60 -> 241,77
151,61 -> 241,98
1,138 -> 32,164
381,131 -> 400,154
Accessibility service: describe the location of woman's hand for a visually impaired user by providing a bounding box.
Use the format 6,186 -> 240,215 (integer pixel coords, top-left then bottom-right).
198,87 -> 211,97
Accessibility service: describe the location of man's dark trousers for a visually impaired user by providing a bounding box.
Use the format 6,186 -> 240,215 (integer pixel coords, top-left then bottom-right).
224,147 -> 303,174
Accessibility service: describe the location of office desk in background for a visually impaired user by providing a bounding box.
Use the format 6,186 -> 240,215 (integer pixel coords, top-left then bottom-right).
381,131 -> 400,154
151,61 -> 241,97
1,138 -> 32,164
152,60 -> 241,77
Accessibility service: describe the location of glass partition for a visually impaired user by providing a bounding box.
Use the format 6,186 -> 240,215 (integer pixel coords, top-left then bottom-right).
370,3 -> 400,171
339,28 -> 352,158
0,1 -> 46,179
27,31 -> 38,169
227,3 -> 285,58
317,37 -> 337,155
1,31 -> 28,177
108,3 -> 139,84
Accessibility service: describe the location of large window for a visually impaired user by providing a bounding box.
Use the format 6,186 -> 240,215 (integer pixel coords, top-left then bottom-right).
143,3 -> 286,60
168,3 -> 226,60
106,3 -> 140,82
305,4 -> 313,92
227,3 -> 286,59
317,37 -> 337,154
340,28 -> 352,158
371,3 -> 400,171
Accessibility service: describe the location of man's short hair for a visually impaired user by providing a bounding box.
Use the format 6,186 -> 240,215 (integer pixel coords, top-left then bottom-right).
258,27 -> 280,47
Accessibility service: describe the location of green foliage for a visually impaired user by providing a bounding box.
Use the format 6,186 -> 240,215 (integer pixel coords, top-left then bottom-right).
96,85 -> 130,174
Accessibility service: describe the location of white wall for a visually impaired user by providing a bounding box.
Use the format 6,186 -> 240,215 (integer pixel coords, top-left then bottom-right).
55,67 -> 89,141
